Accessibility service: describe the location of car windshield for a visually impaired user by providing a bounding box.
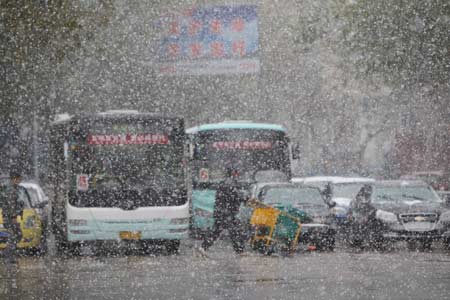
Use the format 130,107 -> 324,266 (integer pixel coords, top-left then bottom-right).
261,186 -> 324,206
25,187 -> 40,206
333,183 -> 369,199
0,185 -> 30,207
372,185 -> 441,203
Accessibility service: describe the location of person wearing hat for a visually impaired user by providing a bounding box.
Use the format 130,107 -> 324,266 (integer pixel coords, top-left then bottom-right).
347,184 -> 378,247
1,170 -> 25,263
199,167 -> 246,255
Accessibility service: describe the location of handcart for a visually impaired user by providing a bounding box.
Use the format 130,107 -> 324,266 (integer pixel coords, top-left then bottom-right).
248,199 -> 302,255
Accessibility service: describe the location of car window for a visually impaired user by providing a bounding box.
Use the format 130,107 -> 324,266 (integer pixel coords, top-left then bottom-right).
333,183 -> 367,199
18,187 -> 32,208
36,186 -> 47,201
26,187 -> 40,207
261,186 -> 324,205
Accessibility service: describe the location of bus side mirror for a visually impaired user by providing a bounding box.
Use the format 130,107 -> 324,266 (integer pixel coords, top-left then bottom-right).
292,143 -> 300,160
188,144 -> 195,160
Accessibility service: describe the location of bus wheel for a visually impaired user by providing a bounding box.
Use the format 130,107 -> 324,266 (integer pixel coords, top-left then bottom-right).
165,240 -> 180,255
56,237 -> 80,256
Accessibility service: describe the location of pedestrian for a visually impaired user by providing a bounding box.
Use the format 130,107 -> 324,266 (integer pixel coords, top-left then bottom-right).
1,169 -> 25,264
198,167 -> 246,255
321,182 -> 334,207
350,184 -> 375,216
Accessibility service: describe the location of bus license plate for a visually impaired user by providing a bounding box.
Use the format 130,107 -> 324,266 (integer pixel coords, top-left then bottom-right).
119,231 -> 141,240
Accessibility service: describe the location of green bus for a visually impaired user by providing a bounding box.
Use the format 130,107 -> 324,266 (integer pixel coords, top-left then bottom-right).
186,121 -> 295,234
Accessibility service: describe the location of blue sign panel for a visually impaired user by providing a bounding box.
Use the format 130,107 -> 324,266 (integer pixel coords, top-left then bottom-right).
156,5 -> 259,75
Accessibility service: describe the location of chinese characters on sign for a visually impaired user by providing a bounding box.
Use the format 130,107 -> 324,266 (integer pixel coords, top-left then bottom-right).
212,141 -> 272,150
87,134 -> 170,145
157,5 -> 259,75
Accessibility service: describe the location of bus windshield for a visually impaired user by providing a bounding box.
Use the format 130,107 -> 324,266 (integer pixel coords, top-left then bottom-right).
67,118 -> 186,208
71,120 -> 184,190
192,129 -> 290,184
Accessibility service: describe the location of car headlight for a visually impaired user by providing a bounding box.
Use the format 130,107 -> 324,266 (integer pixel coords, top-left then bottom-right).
312,217 -> 326,224
376,210 -> 399,224
331,207 -> 347,216
193,208 -> 213,218
439,212 -> 450,227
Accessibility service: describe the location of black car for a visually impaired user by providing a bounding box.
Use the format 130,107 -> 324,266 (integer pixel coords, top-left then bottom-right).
347,180 -> 450,250
239,182 -> 336,251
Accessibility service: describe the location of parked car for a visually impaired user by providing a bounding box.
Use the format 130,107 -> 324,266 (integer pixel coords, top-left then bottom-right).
347,180 -> 450,250
239,182 -> 336,251
20,181 -> 50,237
292,176 -> 376,226
0,180 -> 48,254
438,191 -> 450,204
400,170 -> 449,192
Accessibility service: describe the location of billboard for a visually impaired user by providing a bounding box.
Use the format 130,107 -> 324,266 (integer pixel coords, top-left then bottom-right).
156,5 -> 259,75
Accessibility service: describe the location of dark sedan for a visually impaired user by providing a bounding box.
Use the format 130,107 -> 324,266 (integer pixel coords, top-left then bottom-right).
348,180 -> 450,250
239,182 -> 336,251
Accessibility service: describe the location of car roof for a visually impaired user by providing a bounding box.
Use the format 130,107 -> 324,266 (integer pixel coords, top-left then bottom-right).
293,176 -> 375,184
400,171 -> 446,178
411,170 -> 445,176
374,180 -> 429,187
254,182 -> 321,191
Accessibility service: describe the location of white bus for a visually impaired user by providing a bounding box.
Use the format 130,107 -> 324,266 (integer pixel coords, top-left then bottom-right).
48,111 -> 189,254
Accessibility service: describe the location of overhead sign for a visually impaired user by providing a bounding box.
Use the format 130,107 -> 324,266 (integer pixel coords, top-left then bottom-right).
156,5 -> 259,75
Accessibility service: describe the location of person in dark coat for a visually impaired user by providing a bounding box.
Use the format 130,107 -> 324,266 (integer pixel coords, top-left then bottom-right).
350,184 -> 376,217
1,170 -> 25,263
200,167 -> 246,254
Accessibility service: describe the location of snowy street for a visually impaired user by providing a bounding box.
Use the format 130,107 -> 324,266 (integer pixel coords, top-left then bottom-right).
2,239 -> 450,300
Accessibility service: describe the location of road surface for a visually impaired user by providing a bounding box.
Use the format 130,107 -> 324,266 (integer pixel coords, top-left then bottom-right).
1,239 -> 450,300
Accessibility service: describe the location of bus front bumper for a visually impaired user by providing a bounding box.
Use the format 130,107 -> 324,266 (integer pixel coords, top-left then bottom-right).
66,203 -> 190,241
67,219 -> 189,241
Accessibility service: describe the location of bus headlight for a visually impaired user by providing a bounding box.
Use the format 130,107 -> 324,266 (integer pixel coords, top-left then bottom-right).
170,218 -> 190,225
68,219 -> 88,226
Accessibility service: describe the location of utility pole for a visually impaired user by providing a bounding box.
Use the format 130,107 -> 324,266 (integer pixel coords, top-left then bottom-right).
33,107 -> 39,183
